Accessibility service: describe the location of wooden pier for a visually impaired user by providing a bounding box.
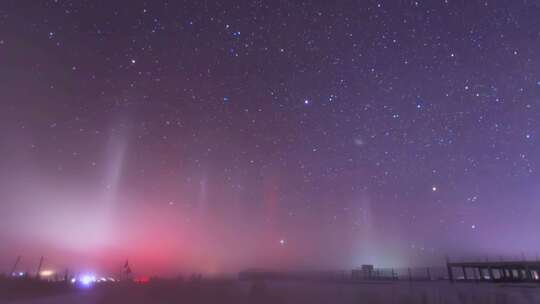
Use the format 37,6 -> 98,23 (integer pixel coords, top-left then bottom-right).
446,259 -> 540,283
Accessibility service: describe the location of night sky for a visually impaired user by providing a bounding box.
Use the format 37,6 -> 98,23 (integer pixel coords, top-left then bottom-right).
1,1 -> 540,275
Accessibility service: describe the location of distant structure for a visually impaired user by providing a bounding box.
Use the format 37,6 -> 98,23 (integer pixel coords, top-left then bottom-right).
351,264 -> 398,281
352,265 -> 374,280
123,260 -> 132,280
446,258 -> 540,282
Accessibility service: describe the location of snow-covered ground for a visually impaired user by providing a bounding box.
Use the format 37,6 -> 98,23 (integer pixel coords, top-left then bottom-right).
3,292 -> 98,304
3,280 -> 540,304
252,281 -> 540,303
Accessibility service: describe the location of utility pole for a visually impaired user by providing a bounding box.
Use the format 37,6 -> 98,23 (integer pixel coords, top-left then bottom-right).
36,256 -> 44,279
10,256 -> 21,276
446,256 -> 454,283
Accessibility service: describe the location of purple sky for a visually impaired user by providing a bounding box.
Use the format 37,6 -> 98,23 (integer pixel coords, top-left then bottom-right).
1,1 -> 540,275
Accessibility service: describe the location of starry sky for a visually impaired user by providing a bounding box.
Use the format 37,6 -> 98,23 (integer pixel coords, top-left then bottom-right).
1,0 -> 540,275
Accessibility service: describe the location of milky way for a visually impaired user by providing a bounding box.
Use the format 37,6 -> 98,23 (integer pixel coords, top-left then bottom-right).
1,1 -> 540,275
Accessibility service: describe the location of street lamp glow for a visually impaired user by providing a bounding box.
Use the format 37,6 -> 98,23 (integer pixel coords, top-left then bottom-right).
79,274 -> 96,286
40,270 -> 54,277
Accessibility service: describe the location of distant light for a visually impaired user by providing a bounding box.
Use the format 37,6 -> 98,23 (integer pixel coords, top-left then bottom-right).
130,59 -> 136,64
80,274 -> 96,286
40,270 -> 54,277
279,239 -> 286,245
471,224 -> 476,230
18,272 -> 24,277
304,99 -> 310,105
135,276 -> 150,284
432,186 -> 437,192
71,278 -> 77,283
